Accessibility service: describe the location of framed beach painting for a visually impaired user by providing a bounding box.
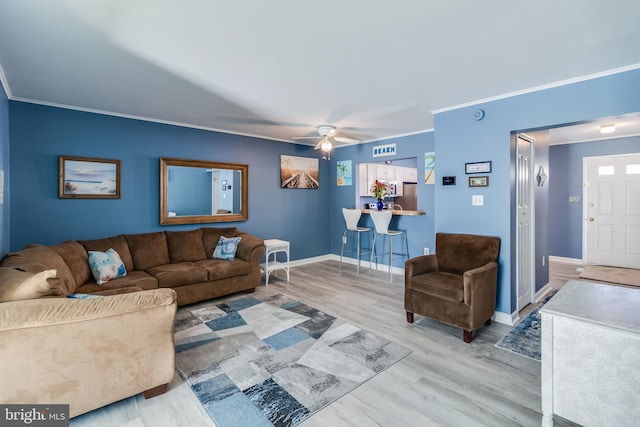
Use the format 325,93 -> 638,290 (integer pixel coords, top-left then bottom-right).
280,155 -> 319,189
59,156 -> 121,198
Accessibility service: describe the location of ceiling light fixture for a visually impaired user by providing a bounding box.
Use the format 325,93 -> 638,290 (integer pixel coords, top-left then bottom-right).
320,138 -> 332,160
600,124 -> 616,134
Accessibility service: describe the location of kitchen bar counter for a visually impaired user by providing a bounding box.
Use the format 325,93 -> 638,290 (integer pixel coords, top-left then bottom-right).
361,209 -> 426,216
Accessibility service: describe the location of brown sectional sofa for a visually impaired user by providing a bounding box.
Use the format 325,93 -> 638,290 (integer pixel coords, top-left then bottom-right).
0,226 -> 264,417
0,226 -> 265,306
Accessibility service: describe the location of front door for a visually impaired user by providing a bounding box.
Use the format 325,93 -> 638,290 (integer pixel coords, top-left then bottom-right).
584,153 -> 640,268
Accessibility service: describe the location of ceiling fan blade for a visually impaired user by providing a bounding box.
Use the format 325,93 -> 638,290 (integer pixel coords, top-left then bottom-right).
314,140 -> 323,150
293,136 -> 320,140
334,136 -> 360,144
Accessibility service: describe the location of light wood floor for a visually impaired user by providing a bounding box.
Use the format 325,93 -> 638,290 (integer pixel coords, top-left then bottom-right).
71,259 -> 583,427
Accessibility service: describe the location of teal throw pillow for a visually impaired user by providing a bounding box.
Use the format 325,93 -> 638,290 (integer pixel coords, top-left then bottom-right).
88,248 -> 127,284
212,236 -> 242,260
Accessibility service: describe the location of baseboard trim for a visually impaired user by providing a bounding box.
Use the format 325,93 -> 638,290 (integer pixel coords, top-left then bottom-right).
290,254 -> 333,267
534,283 -> 553,302
493,310 -> 519,326
549,255 -> 583,265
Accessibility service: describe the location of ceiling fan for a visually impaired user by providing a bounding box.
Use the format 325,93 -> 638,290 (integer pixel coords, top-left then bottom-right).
293,125 -> 360,159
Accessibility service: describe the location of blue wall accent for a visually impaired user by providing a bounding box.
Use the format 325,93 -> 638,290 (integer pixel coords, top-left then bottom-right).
8,102 -> 331,260
434,68 -> 640,316
329,132 -> 436,265
0,81 -> 9,255
549,136 -> 640,259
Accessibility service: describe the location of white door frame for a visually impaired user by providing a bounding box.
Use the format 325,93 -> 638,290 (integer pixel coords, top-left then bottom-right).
516,133 -> 536,311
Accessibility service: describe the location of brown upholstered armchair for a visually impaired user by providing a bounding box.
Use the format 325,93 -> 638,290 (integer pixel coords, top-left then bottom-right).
404,233 -> 500,343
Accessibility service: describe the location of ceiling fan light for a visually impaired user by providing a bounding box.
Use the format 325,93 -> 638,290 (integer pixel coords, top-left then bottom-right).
600,124 -> 616,134
321,139 -> 332,152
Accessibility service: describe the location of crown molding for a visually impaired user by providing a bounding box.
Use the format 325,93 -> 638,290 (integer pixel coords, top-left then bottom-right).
431,63 -> 640,115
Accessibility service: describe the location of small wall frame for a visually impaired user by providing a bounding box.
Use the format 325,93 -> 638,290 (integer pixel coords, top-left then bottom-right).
59,156 -> 121,199
465,161 -> 492,174
468,175 -> 489,187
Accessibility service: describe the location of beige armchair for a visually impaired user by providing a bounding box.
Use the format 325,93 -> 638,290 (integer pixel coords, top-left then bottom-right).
404,233 -> 500,343
0,288 -> 177,418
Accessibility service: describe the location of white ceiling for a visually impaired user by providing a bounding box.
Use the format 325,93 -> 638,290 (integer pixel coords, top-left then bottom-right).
1,0 -> 640,146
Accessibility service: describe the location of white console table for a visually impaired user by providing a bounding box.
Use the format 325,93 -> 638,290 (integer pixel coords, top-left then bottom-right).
263,239 -> 290,286
540,280 -> 640,426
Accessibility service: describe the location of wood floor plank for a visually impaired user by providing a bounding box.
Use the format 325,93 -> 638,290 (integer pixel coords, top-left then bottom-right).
70,259 -> 581,427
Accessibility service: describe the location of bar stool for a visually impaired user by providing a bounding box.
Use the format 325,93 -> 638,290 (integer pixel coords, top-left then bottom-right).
369,210 -> 409,283
340,208 -> 373,274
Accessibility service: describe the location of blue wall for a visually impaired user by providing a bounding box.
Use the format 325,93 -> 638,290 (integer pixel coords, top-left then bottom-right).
329,132 -> 436,264
8,102 -> 331,260
0,81 -> 9,255
549,135 -> 640,259
434,68 -> 640,316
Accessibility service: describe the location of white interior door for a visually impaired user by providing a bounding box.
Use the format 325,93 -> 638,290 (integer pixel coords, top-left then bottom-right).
584,154 -> 640,268
516,134 -> 535,311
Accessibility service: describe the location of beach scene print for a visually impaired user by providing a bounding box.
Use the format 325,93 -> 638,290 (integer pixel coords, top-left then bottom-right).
63,159 -> 118,195
280,155 -> 319,189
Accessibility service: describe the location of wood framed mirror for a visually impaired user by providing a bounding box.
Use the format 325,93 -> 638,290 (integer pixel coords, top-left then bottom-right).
160,157 -> 248,225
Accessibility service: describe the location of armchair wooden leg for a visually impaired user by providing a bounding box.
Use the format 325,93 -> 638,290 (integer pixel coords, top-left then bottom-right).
463,330 -> 472,343
406,312 -> 414,323
485,318 -> 492,326
143,383 -> 168,399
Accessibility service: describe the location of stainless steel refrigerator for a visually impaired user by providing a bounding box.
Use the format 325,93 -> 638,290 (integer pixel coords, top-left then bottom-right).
396,182 -> 417,210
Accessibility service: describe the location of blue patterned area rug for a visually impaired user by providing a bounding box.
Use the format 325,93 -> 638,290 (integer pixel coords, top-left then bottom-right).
174,293 -> 411,427
494,291 -> 557,361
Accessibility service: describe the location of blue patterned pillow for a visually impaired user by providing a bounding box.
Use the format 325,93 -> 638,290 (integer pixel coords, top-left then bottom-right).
212,236 -> 242,260
66,293 -> 103,299
88,248 -> 127,284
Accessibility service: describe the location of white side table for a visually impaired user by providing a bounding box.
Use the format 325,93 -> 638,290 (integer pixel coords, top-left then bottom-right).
263,239 -> 290,286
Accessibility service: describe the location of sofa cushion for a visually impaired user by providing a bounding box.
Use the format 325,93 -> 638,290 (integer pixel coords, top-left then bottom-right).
165,229 -> 207,263
435,233 -> 500,275
1,245 -> 77,295
201,227 -> 238,258
125,232 -> 171,271
146,262 -> 208,288
0,268 -> 62,302
80,235 -> 134,272
82,286 -> 144,297
212,236 -> 242,260
408,271 -> 464,303
194,258 -> 251,281
88,248 -> 128,284
76,270 -> 158,294
50,240 -> 92,288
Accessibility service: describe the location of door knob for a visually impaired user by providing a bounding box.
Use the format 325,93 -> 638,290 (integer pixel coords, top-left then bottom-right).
589,217 -> 595,222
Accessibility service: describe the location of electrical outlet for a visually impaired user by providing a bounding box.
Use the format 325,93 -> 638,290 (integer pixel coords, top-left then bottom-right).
542,256 -> 545,267
424,247 -> 430,255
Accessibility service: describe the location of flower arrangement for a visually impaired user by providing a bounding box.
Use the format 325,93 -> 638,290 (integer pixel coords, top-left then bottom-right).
371,180 -> 388,199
